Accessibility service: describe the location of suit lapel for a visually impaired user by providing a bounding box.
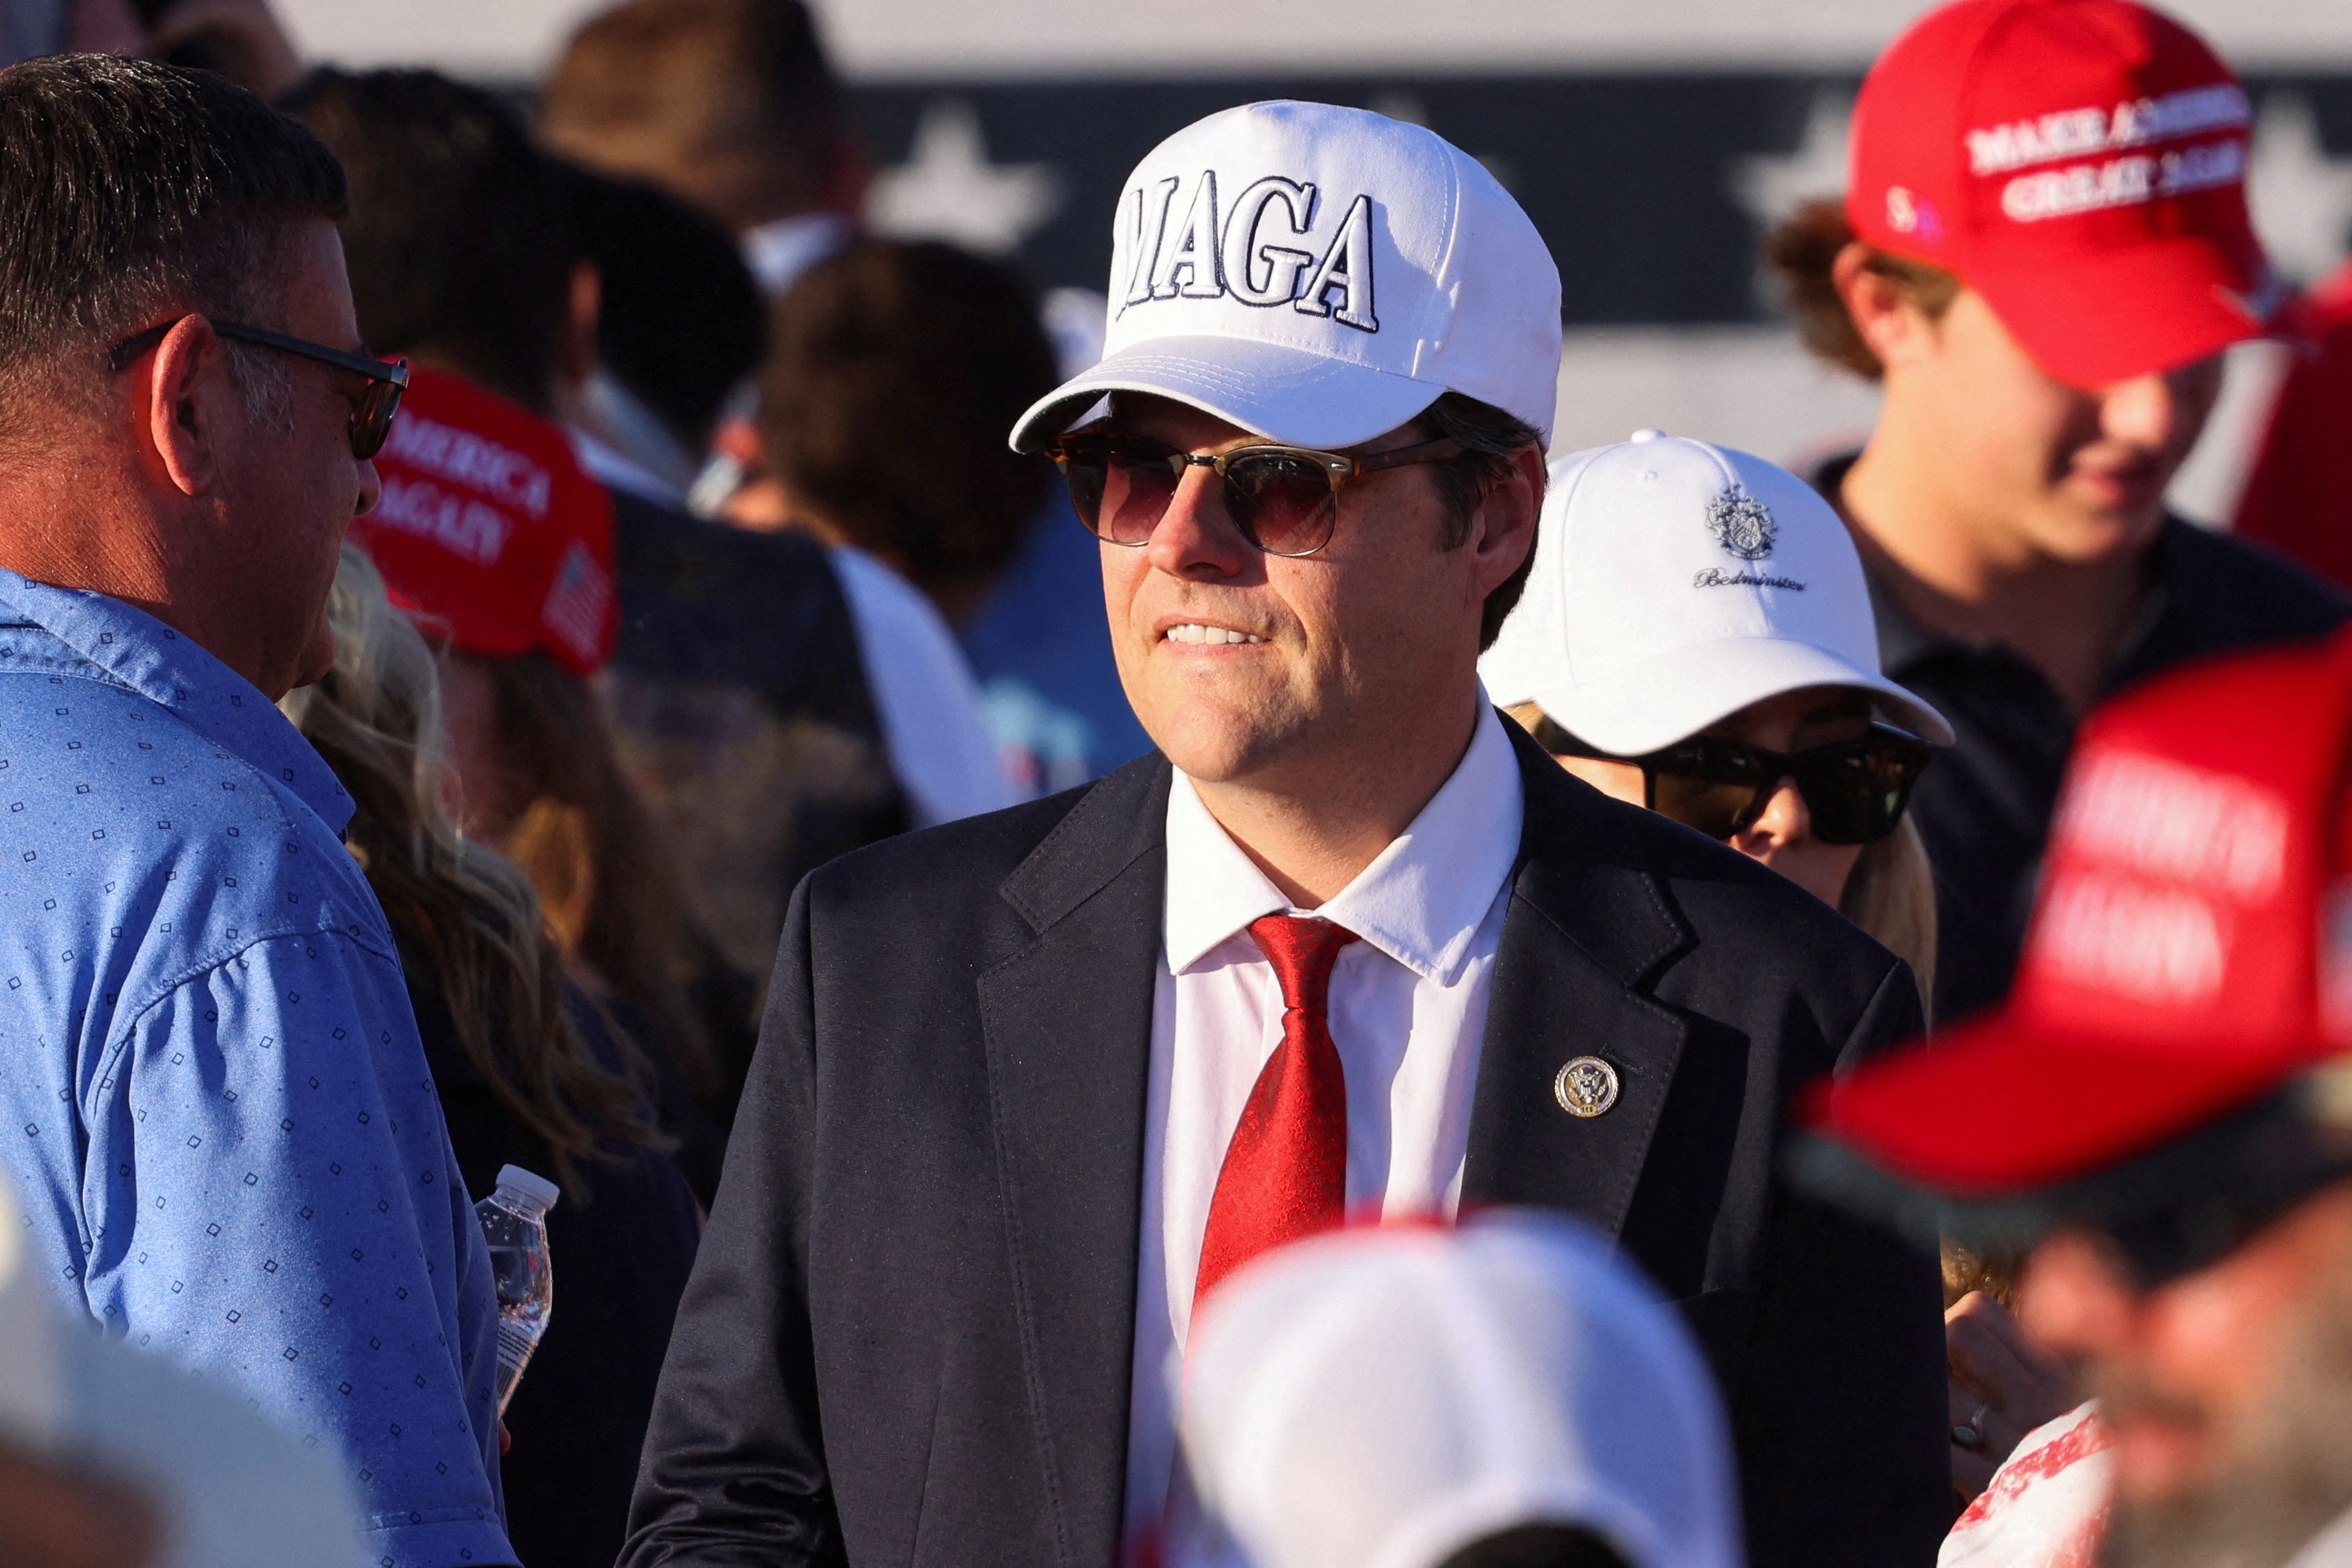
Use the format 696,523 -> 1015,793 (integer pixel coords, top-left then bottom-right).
977,756 -> 1172,1568
1464,726 -> 1694,1237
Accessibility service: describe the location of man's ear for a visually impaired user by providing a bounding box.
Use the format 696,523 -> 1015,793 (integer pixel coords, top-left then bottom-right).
823,139 -> 873,220
1465,442 -> 1546,599
560,260 -> 602,393
1831,242 -> 1941,375
142,316 -> 232,498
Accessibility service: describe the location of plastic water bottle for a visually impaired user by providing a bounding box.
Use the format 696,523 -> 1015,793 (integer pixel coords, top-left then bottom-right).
475,1164 -> 559,1416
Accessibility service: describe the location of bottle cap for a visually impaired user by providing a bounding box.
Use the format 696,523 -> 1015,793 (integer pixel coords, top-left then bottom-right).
494,1164 -> 561,1217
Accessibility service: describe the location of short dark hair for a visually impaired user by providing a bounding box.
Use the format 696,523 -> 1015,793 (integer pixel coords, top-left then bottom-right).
1434,1524 -> 1633,1568
280,68 -> 574,413
540,0 -> 852,232
1764,198 -> 1962,381
759,238 -> 1059,594
0,55 -> 345,416
566,165 -> 765,452
1419,392 -> 1547,652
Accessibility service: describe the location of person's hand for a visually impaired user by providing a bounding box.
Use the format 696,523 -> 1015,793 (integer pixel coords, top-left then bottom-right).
141,0 -> 304,100
1946,1289 -> 2080,1500
499,1420 -> 512,1456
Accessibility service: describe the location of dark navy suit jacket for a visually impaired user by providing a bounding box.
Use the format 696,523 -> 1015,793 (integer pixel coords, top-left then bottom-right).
622,723 -> 1951,1568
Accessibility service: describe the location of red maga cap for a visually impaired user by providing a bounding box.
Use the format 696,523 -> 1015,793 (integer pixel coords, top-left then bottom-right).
351,366 -> 618,678
1846,0 -> 2287,389
1805,633 -> 2352,1195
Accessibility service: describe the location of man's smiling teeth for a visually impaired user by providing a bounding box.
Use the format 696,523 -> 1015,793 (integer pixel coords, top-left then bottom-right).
1165,623 -> 1265,645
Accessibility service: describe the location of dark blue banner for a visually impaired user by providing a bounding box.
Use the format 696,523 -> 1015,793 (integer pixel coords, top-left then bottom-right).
849,75 -> 2352,323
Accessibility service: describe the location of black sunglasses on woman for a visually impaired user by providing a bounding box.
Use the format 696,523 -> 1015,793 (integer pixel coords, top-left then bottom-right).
1528,712 -> 1932,845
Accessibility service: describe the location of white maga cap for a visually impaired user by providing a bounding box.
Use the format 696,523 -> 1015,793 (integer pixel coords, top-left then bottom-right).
1179,1211 -> 1743,1568
0,1167 -> 63,1445
1008,100 -> 1561,452
1480,431 -> 1951,756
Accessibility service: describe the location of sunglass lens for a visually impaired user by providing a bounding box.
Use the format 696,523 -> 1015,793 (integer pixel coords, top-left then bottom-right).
1223,452 -> 1339,556
1797,737 -> 1926,844
2102,1197 -> 2270,1291
1648,759 -> 1770,841
349,377 -> 403,461
1058,446 -> 1109,532
1060,439 -> 1178,546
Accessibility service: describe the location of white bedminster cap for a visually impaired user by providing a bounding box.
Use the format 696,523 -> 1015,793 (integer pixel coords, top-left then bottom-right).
1008,100 -> 1561,453
1480,431 -> 1951,756
1179,1211 -> 1743,1568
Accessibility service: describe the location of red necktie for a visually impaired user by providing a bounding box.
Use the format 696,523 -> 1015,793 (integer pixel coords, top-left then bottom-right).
1193,914 -> 1358,1311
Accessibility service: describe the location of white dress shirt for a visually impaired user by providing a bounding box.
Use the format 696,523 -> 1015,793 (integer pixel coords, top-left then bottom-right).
740,212 -> 855,297
571,422 -> 691,511
1122,702 -> 1526,1554
2290,1510 -> 2352,1568
826,545 -> 1019,825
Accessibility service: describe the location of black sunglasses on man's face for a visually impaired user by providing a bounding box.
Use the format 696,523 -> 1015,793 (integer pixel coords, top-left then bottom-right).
107,316 -> 409,460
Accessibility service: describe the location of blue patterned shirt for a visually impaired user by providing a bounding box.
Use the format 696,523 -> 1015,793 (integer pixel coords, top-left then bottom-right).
0,570 -> 513,1568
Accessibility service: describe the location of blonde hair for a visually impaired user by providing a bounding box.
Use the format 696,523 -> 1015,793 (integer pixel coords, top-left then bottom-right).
280,545 -> 659,1187
1838,815 -> 1938,1020
463,651 -> 720,1098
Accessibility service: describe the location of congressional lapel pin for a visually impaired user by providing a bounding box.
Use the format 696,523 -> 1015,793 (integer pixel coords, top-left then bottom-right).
1554,1056 -> 1621,1118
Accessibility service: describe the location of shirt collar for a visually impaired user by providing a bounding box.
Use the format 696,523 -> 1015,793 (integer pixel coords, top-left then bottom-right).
0,568 -> 353,834
570,426 -> 686,510
1861,534 -> 2177,687
573,371 -> 699,499
1163,701 -> 1525,983
1813,446 -> 2185,684
2284,1507 -> 2352,1568
741,213 -> 856,297
1860,562 -> 1941,672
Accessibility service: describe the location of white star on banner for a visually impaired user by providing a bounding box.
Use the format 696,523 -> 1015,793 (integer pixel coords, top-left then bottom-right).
2249,92 -> 2352,285
1730,91 -> 1853,229
867,99 -> 1062,257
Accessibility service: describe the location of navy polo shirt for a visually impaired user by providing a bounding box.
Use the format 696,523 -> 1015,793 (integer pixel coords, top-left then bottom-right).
1815,457 -> 2352,1025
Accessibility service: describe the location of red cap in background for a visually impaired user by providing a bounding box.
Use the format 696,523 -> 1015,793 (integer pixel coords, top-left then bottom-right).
1805,633 -> 2352,1196
351,365 -> 618,678
1847,0 -> 2288,389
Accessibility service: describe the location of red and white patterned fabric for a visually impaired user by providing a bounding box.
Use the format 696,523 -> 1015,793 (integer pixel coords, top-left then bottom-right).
1941,1402 -> 2112,1568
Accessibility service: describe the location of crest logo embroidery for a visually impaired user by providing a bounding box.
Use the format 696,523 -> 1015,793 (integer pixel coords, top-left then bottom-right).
1704,486 -> 1777,561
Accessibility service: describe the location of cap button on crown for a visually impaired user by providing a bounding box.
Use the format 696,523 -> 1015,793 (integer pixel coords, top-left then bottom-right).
1629,429 -> 1664,443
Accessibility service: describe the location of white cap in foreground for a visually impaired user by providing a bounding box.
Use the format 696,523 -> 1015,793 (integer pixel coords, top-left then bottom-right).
1480,431 -> 1951,756
0,1168 -> 369,1568
1180,1211 -> 1743,1568
1009,100 -> 1562,452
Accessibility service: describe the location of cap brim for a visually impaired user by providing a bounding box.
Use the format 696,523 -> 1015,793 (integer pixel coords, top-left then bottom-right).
1008,335 -> 1444,452
1801,1011 -> 2310,1199
1969,236 -> 2279,389
1508,635 -> 1954,754
1788,1088 -> 2352,1269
